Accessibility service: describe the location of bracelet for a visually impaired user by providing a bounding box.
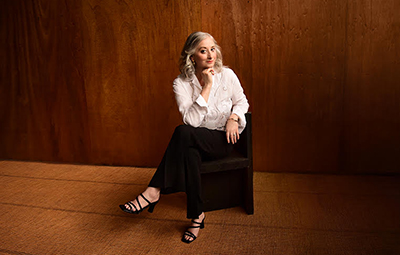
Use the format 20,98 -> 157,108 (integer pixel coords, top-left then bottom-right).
228,118 -> 239,123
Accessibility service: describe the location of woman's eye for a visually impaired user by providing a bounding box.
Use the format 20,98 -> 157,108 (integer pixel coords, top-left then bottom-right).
200,50 -> 206,54
211,48 -> 215,52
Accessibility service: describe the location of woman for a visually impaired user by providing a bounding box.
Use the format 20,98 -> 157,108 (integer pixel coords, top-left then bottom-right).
120,31 -> 249,243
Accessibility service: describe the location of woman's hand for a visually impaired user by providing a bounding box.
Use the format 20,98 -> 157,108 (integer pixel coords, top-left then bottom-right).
201,68 -> 214,87
200,68 -> 214,102
226,114 -> 240,144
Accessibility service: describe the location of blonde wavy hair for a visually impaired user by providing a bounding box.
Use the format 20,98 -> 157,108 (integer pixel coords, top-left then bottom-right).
179,32 -> 223,79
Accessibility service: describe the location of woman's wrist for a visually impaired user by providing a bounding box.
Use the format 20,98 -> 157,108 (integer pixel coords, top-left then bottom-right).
227,117 -> 239,123
228,114 -> 239,122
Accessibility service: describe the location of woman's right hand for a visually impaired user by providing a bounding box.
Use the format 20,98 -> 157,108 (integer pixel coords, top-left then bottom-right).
200,68 -> 214,102
201,68 -> 214,87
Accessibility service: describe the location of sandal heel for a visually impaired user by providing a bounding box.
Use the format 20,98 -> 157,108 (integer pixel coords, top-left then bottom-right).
148,201 -> 158,213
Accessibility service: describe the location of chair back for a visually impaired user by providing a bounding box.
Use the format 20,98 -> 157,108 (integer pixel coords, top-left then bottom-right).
235,112 -> 252,160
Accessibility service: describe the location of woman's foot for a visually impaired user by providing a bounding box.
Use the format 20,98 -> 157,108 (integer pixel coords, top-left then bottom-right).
120,187 -> 160,214
182,212 -> 205,243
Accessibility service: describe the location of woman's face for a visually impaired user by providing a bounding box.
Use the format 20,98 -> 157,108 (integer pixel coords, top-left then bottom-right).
192,37 -> 217,71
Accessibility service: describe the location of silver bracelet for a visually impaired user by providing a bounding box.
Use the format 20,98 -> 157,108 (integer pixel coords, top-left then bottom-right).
227,118 -> 239,123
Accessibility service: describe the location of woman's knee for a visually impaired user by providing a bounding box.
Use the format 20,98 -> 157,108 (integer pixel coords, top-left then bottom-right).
174,125 -> 196,139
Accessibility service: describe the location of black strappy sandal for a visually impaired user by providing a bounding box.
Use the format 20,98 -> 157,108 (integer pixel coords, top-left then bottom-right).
181,216 -> 205,244
119,193 -> 158,214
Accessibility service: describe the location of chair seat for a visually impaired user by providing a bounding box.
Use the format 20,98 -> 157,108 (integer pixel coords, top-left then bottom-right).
200,151 -> 250,174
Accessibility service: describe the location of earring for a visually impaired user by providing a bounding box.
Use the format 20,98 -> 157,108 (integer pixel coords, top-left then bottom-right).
191,58 -> 195,65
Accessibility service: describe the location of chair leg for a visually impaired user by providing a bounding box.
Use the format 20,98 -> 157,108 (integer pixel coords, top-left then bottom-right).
244,166 -> 254,215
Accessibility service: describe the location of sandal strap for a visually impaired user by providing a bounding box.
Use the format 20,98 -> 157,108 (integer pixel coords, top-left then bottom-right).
127,201 -> 137,212
188,225 -> 201,229
191,219 -> 202,225
188,219 -> 203,229
136,197 -> 142,211
136,193 -> 151,211
184,231 -> 197,240
140,193 -> 151,204
125,193 -> 151,213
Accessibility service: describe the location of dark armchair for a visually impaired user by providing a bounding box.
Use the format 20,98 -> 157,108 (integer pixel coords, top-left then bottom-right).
200,112 -> 253,214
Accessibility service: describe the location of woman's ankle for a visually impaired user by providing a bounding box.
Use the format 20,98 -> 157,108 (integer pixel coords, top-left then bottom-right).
145,187 -> 160,201
195,212 -> 205,221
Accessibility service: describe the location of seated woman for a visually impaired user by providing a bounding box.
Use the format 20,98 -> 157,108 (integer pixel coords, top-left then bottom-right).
120,31 -> 249,243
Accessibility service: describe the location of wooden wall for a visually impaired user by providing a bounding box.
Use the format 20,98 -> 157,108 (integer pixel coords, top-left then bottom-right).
1,0 -> 399,174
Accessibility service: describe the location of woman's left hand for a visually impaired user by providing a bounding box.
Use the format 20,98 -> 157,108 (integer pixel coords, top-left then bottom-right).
226,115 -> 240,144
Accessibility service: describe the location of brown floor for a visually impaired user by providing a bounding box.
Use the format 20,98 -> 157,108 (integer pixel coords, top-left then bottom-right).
0,160 -> 399,255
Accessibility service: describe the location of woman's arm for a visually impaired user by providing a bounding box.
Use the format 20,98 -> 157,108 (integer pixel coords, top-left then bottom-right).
173,78 -> 208,127
224,69 -> 249,143
230,71 -> 249,133
173,69 -> 215,127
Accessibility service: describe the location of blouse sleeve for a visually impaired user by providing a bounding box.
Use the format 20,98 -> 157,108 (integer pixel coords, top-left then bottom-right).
173,77 -> 208,127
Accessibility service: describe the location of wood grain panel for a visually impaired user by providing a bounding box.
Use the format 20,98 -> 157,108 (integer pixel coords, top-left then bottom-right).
344,0 -> 400,173
0,0 -> 201,166
1,0 -> 399,173
1,1 -> 90,162
202,0 -> 346,172
80,0 -> 201,165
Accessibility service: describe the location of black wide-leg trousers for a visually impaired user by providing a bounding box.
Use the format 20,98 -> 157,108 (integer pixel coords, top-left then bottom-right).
148,125 -> 233,219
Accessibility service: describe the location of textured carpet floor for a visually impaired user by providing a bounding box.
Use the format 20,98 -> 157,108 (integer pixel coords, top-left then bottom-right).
1,160 -> 399,255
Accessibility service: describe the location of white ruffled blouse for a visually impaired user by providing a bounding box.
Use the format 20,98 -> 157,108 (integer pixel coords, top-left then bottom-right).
173,67 -> 249,134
